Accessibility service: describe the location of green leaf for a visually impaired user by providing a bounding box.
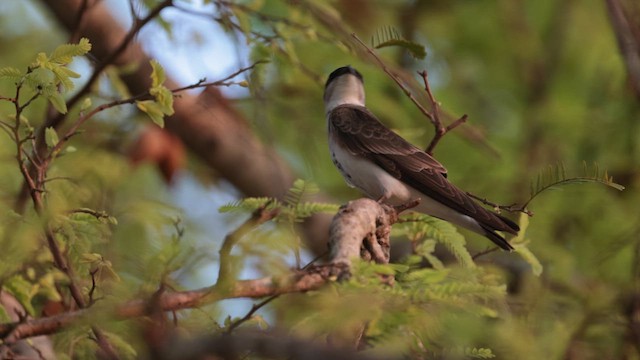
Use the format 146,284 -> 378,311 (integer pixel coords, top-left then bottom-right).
403,268 -> 450,284
47,91 -> 68,114
0,66 -> 22,81
515,245 -> 543,276
402,215 -> 475,268
49,37 -> 92,64
372,26 -> 427,59
35,52 -> 49,67
0,306 -> 10,323
219,197 -> 279,213
45,127 -> 60,148
80,97 -> 92,111
150,86 -> 174,115
375,39 -> 426,59
136,100 -> 165,127
102,331 -> 137,359
149,59 -> 166,87
3,276 -> 37,316
526,162 -> 625,208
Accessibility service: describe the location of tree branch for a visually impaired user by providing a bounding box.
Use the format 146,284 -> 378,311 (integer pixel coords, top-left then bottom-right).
1,198 -> 409,344
350,34 -> 467,156
40,0 -> 333,256
0,271 -> 334,342
605,0 -> 640,100
217,202 -> 280,289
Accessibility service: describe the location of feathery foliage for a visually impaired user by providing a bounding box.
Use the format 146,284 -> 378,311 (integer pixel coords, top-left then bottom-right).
525,162 -> 624,208
219,179 -> 339,222
136,60 -> 174,127
371,26 -> 427,59
396,214 -> 475,268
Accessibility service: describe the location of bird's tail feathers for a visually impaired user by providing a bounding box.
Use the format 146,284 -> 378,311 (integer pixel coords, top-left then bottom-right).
495,213 -> 520,234
478,223 -> 515,251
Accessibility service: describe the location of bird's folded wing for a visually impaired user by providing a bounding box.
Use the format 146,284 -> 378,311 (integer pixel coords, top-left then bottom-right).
328,105 -> 447,175
329,105 -> 518,234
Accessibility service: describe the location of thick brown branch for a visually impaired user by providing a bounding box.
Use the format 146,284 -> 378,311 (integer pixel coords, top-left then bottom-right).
330,198 -> 413,266
0,271 -> 335,342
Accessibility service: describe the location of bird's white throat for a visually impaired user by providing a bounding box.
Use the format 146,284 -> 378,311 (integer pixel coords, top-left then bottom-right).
324,74 -> 365,113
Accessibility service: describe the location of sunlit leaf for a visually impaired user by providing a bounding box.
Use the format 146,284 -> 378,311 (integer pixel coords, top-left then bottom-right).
45,127 -> 60,148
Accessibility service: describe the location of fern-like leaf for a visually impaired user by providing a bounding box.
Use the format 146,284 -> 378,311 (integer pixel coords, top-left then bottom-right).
283,179 -> 319,208
218,197 -> 280,213
509,213 -> 543,276
404,215 -> 475,268
0,67 -> 22,82
290,202 -> 339,220
525,162 -> 624,208
49,37 -> 92,64
371,26 -> 426,59
423,282 -> 506,301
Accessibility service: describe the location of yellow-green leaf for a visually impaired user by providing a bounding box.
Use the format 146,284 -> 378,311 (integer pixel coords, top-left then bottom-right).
45,127 -> 60,148
0,66 -> 22,80
137,100 -> 165,127
515,245 -> 543,276
50,37 -> 92,64
47,91 -> 68,114
150,86 -> 174,115
80,97 -> 92,111
150,59 -> 166,87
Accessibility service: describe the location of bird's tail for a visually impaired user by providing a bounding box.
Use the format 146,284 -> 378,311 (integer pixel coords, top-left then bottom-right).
478,214 -> 520,251
479,225 -> 515,251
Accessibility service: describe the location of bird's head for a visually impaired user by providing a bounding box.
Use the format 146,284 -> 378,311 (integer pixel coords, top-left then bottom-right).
323,66 -> 365,113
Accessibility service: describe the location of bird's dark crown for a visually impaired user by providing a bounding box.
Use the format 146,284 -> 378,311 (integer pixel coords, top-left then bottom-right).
325,66 -> 363,88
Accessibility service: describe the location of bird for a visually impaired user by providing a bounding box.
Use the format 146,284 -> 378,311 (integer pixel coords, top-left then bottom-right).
323,65 -> 519,251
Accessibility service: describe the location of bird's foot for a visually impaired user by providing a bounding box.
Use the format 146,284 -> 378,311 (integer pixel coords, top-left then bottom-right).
394,198 -> 421,213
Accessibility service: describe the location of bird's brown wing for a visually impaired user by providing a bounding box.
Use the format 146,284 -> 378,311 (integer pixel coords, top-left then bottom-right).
329,105 -> 447,175
328,104 -> 518,235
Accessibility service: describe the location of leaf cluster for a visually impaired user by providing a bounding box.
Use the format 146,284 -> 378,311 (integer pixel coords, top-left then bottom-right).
0,38 -> 91,114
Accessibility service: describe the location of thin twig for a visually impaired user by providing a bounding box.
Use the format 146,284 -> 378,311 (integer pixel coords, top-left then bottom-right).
225,295 -> 278,334
88,269 -> 99,305
465,192 -> 534,217
417,70 -> 468,154
41,0 -> 174,136
350,34 -> 467,156
171,60 -> 266,93
224,250 -> 328,334
471,247 -> 500,260
217,202 -> 280,289
351,34 -> 433,123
